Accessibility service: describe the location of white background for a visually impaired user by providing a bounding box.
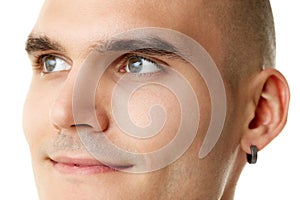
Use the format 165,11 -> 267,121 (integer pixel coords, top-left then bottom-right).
0,1 -> 299,199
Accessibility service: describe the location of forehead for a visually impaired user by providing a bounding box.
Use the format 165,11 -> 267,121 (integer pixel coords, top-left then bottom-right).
33,0 -> 224,67
36,0 -> 205,33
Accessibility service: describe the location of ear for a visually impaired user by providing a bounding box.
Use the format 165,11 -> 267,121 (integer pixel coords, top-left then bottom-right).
240,68 -> 290,155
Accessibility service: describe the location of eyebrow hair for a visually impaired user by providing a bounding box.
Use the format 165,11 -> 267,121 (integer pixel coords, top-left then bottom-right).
99,37 -> 177,52
97,37 -> 184,60
25,35 -> 65,54
25,34 -> 184,61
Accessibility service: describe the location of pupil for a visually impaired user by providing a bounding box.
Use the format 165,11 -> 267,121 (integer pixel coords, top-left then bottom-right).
128,56 -> 142,73
45,56 -> 56,72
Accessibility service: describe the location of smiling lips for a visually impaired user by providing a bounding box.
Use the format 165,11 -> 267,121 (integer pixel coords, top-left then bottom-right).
50,156 -> 133,175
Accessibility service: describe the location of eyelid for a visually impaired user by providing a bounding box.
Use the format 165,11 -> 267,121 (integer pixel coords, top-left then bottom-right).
31,52 -> 72,71
43,55 -> 72,74
118,53 -> 169,72
127,52 -> 169,66
41,53 -> 72,66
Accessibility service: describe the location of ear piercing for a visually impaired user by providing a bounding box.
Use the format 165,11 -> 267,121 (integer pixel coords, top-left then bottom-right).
246,145 -> 258,164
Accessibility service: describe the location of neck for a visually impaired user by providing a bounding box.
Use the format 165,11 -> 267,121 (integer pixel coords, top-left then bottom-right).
220,190 -> 235,200
220,150 -> 245,200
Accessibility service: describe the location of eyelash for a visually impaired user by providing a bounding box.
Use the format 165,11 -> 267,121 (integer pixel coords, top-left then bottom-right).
31,53 -> 67,70
32,53 -> 165,78
118,54 -> 164,77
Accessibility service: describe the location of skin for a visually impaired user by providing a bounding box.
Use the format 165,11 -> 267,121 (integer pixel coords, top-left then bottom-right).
23,0 -> 290,199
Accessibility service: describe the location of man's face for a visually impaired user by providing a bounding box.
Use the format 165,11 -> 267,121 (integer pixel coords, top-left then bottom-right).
24,0 -> 244,199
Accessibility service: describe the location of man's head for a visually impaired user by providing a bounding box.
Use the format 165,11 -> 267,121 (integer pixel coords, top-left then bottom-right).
24,0 -> 289,199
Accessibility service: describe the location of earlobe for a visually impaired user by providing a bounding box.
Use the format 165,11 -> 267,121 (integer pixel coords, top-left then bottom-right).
241,68 -> 290,155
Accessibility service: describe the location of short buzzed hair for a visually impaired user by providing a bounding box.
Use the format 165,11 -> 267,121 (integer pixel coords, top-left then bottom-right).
205,0 -> 275,86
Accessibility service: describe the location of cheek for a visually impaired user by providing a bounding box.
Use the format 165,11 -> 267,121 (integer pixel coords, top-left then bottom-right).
107,68 -> 212,155
128,84 -> 181,133
109,84 -> 181,153
130,84 -> 181,150
22,79 -> 55,149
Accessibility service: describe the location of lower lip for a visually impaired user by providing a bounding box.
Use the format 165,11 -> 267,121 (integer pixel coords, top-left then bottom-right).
51,160 -> 118,175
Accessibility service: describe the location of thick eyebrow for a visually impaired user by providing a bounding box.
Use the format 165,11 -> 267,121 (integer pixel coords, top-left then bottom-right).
25,35 -> 65,54
96,37 -> 183,60
25,34 -> 185,61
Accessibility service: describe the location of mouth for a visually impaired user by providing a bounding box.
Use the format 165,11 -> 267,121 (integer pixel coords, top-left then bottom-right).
49,156 -> 133,175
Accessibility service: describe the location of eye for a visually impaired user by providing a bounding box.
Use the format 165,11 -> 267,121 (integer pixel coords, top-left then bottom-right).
42,55 -> 71,73
125,56 -> 162,74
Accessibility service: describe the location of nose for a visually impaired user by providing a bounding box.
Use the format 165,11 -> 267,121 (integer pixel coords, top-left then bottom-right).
49,71 -> 109,132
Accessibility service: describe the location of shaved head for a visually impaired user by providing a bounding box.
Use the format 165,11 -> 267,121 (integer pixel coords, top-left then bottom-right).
203,0 -> 275,86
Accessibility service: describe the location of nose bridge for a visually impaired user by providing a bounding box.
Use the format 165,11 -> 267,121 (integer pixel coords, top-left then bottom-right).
49,59 -> 110,133
49,72 -> 77,129
49,70 -> 100,130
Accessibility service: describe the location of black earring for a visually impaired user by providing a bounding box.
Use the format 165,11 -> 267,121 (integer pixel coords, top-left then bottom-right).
246,145 -> 258,164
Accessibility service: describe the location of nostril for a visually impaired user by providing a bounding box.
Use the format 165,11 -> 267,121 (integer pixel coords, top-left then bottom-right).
71,124 -> 93,128
70,121 -> 109,134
